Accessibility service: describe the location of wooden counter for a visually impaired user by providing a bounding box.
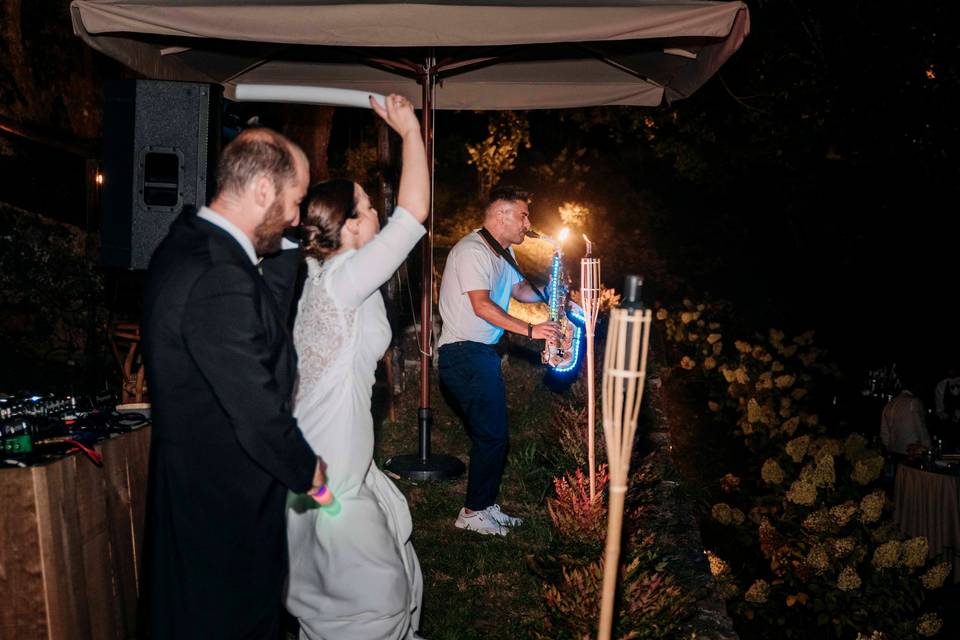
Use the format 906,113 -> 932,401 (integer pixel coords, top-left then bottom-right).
0,426 -> 151,640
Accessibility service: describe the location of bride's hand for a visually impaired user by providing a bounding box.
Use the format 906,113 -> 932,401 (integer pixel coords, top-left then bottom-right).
369,94 -> 420,139
309,456 -> 327,492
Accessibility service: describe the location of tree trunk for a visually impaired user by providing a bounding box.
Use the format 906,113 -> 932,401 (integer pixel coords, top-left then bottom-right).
377,119 -> 405,398
280,105 -> 335,182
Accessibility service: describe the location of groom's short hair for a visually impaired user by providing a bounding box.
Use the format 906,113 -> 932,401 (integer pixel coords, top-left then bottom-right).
215,128 -> 299,197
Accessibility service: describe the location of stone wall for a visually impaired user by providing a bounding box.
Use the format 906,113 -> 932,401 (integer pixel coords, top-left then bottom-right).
643,356 -> 740,639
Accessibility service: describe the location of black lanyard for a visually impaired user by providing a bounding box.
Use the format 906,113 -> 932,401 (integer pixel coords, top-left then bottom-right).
476,227 -> 548,304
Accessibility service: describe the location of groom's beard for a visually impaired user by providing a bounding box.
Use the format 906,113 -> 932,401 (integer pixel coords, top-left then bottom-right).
253,199 -> 288,256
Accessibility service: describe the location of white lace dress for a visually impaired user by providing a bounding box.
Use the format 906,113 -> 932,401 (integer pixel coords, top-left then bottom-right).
285,207 -> 425,640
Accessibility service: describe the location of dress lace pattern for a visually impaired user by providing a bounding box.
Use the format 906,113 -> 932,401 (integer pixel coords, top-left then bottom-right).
293,257 -> 356,407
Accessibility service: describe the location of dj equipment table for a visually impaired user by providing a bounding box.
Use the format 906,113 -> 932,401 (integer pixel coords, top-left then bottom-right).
0,426 -> 151,640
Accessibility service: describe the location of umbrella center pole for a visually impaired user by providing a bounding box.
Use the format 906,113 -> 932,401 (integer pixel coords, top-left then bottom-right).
418,54 -> 435,403
384,51 -> 464,482
418,54 -> 436,455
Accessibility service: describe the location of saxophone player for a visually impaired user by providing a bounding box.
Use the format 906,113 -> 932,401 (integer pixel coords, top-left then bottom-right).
437,185 -> 561,537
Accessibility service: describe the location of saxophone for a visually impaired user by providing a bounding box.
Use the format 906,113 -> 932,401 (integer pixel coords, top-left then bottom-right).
528,230 -> 583,372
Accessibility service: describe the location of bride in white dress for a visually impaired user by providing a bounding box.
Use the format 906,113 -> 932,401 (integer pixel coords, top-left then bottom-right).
285,94 -> 429,640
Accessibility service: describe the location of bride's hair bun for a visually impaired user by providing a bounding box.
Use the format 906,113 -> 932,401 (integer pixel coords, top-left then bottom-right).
300,179 -> 358,260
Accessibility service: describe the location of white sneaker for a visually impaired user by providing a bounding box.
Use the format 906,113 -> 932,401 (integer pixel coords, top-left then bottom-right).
485,504 -> 523,527
454,508 -> 507,536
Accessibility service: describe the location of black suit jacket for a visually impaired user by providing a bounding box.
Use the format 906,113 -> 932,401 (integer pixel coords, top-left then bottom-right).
141,212 -> 315,639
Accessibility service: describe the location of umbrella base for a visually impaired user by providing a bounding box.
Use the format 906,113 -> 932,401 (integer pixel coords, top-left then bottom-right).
384,453 -> 465,481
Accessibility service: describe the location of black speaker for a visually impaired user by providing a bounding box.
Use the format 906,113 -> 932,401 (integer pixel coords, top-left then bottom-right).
101,80 -> 221,269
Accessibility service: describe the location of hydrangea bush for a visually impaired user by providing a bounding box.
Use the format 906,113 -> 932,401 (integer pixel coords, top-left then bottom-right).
659,299 -> 946,639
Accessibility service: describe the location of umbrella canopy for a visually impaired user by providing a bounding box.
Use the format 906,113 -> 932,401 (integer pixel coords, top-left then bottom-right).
70,0 -> 749,109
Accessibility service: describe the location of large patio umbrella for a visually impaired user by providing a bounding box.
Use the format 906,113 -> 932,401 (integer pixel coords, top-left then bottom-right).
71,0 -> 749,478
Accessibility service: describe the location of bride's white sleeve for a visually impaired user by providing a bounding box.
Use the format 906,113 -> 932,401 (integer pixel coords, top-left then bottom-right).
329,206 -> 426,308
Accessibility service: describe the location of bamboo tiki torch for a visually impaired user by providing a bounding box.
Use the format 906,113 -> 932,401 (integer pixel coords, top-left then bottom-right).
597,275 -> 651,640
580,235 -> 601,501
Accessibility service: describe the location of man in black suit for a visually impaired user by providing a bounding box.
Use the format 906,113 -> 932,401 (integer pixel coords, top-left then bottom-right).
141,127 -> 325,639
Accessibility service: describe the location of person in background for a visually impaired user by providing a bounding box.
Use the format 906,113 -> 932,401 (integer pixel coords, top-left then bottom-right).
934,368 -> 960,423
932,367 -> 960,450
436,185 -> 561,537
880,374 -> 932,456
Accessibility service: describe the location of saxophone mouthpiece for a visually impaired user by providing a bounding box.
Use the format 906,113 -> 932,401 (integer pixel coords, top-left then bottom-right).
528,229 -> 560,248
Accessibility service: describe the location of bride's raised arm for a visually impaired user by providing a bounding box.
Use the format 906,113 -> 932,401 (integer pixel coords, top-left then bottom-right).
370,94 -> 429,224
327,95 -> 429,308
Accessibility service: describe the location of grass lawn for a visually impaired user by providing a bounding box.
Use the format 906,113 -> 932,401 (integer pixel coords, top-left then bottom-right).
365,335 -> 726,639
374,340 -> 562,639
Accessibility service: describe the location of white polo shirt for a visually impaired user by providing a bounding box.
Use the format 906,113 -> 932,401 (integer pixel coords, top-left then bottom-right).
437,231 -> 522,347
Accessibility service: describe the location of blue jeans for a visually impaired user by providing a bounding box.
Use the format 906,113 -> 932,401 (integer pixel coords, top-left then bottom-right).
438,341 -> 509,511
